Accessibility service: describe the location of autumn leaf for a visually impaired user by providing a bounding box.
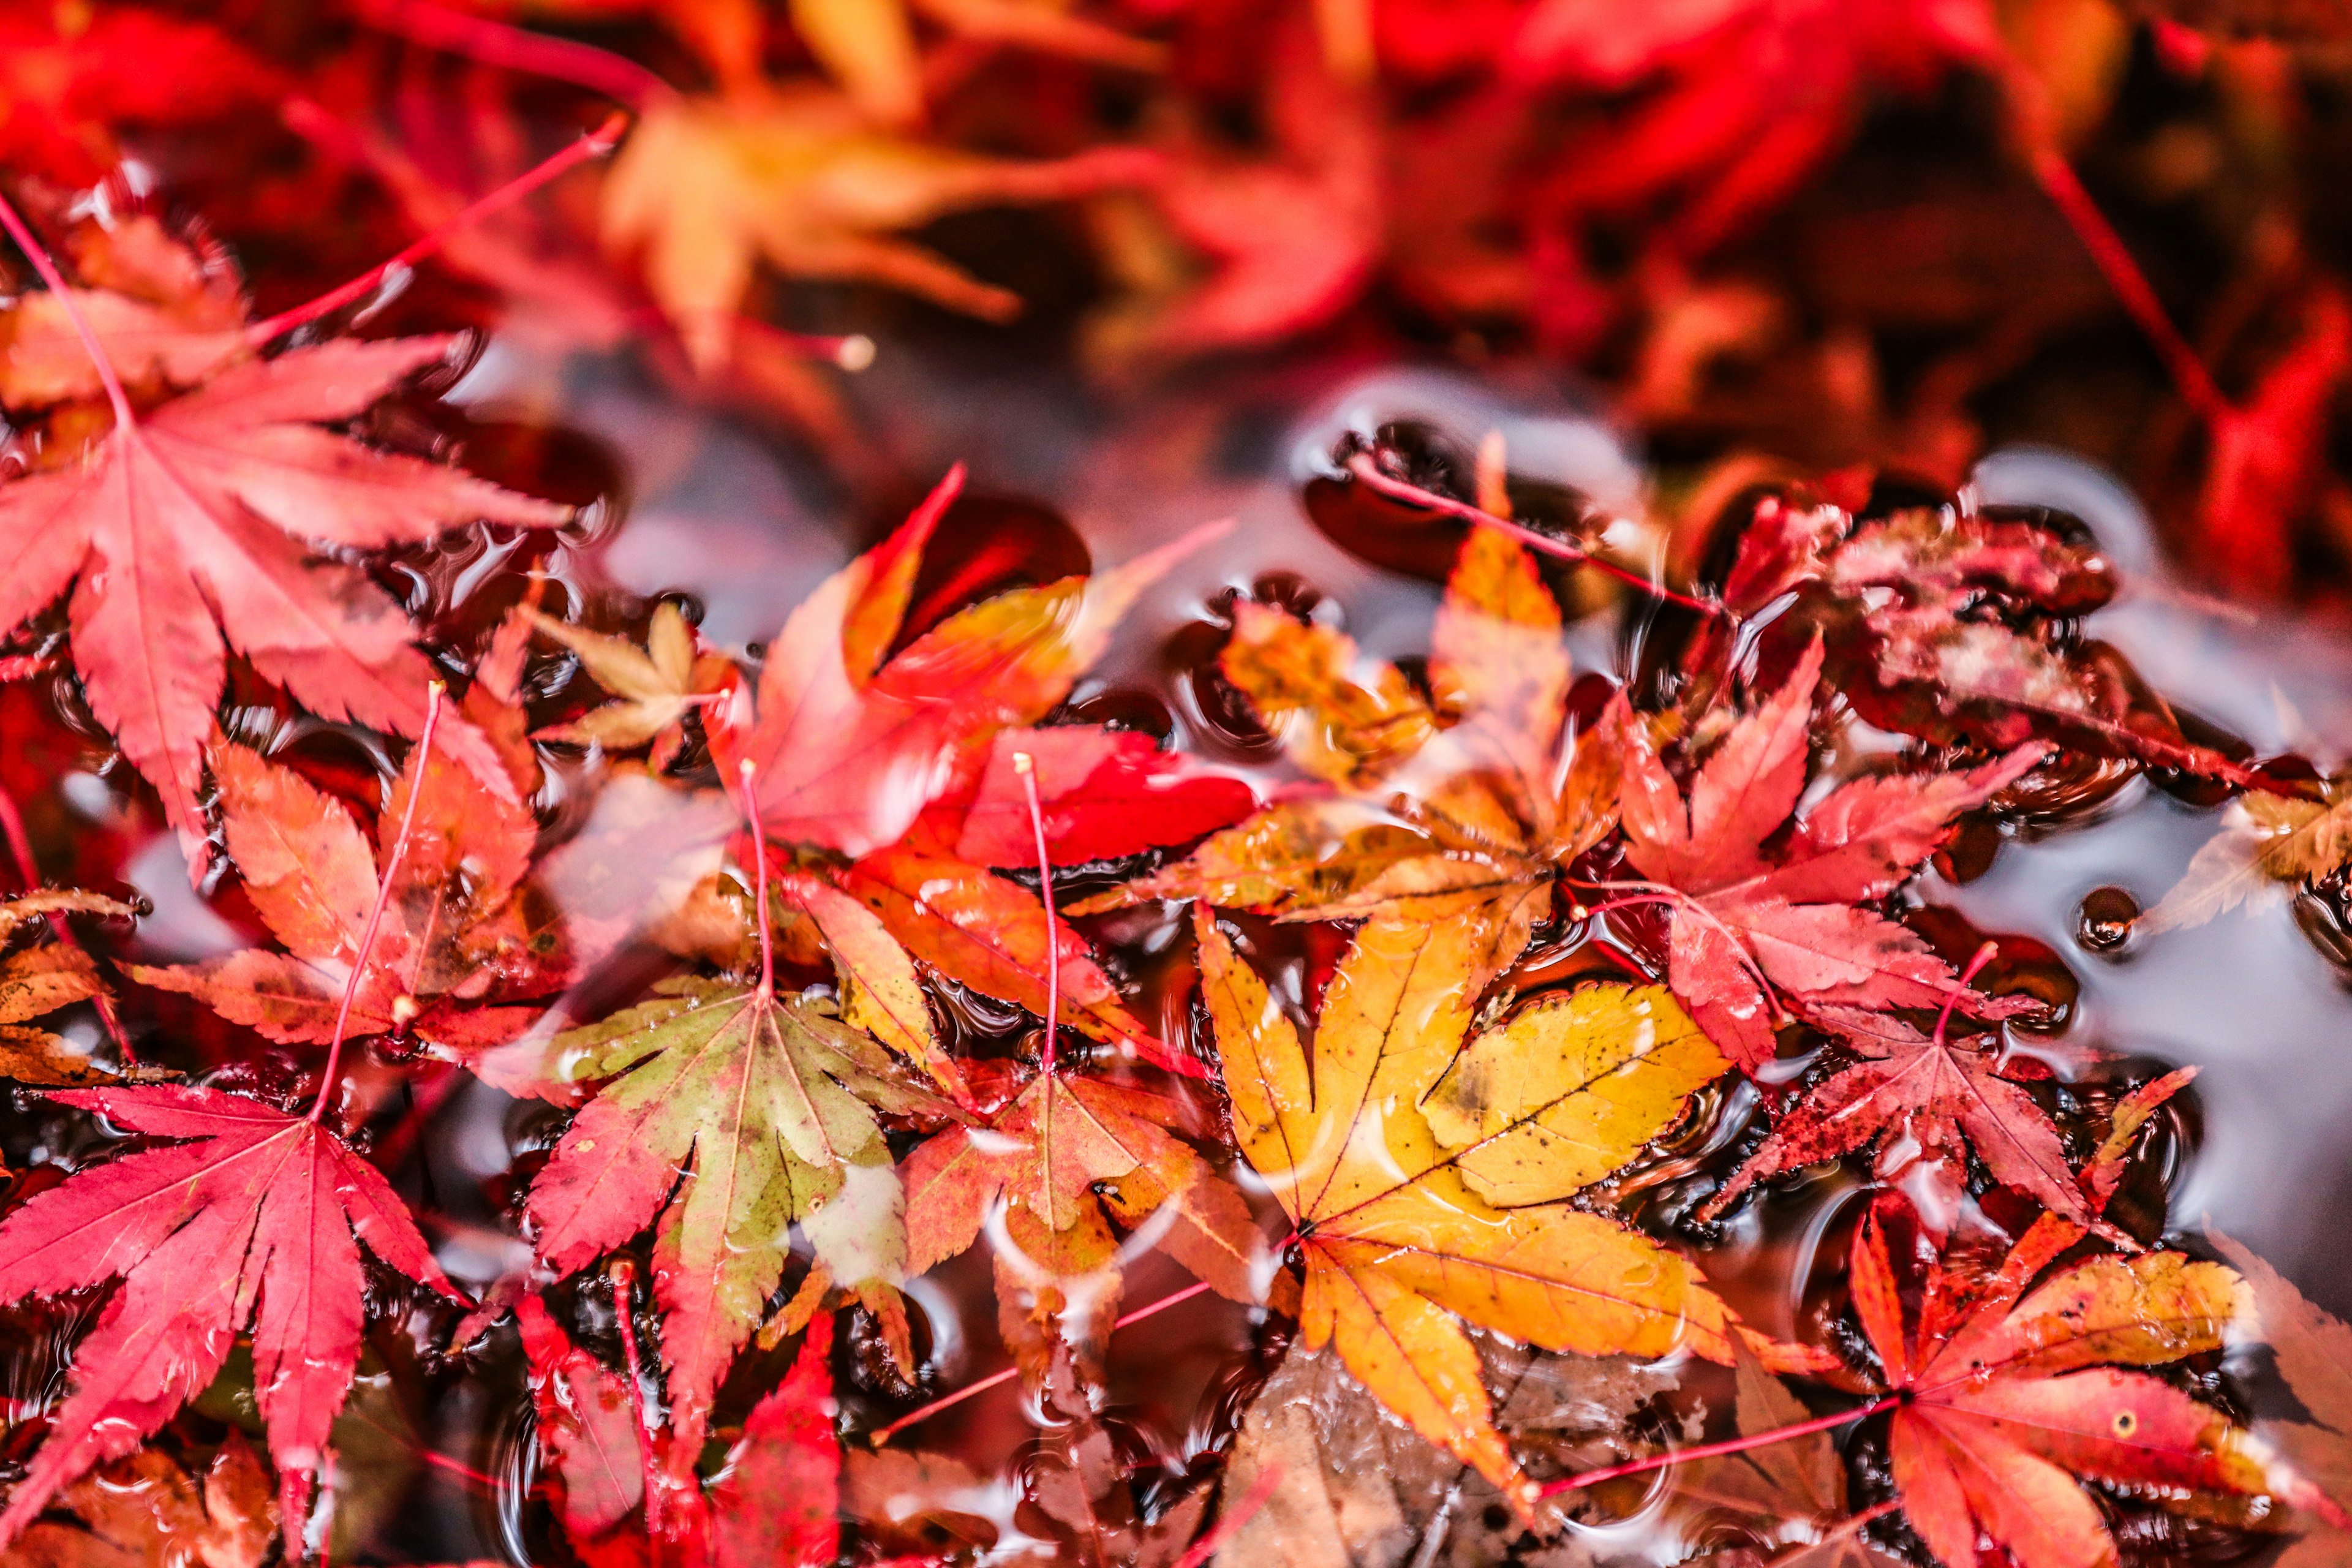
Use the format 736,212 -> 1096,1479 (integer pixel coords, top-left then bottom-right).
1703,498 -> 2264,786
1700,998 -> 2115,1234
1618,638 -> 2042,1073
518,1292 -> 647,1540
1194,908 -> 1777,1513
2194,289 -> 2352,598
516,1278 -> 842,1564
2142,775 -> 2352,933
1215,1329 -> 1681,1567
518,963 -> 946,1477
2211,1229 -> 2352,1566
0,8 -> 279,186
529,601 -> 736,769
1009,1415 -> 1214,1568
1659,1342 -> 1910,1568
787,0 -> 1163,127
713,467 -> 1247,1075
0,217 -> 247,410
701,1312 -> 843,1568
603,86 -> 1158,371
0,322 -> 564,861
0,1084 -> 461,1549
1849,1197 -> 2288,1568
1086,23 -> 1380,365
1080,522 -> 1618,1002
4,1436 -> 276,1568
134,739 -> 562,1055
902,1063 -> 1268,1389
1512,0 -> 2000,257
0,889 -> 142,1087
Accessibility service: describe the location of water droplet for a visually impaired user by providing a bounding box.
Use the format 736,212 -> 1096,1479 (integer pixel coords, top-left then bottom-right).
2076,886 -> 2140,955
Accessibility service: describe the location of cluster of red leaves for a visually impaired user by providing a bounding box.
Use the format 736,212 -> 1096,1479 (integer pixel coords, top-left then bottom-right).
2,4 -> 2352,1568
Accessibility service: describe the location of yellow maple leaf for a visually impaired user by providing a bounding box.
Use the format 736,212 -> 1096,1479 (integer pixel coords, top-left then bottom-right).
2141,777 -> 2352,933
1194,907 -> 1758,1512
601,86 -> 1157,371
529,603 -> 735,769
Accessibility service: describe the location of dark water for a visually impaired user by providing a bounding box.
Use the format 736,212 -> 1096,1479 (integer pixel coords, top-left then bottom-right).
8,328 -> 2350,1564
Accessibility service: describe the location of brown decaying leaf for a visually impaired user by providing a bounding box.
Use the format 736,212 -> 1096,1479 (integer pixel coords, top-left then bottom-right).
4,1438 -> 276,1568
1213,1332 -> 1679,1567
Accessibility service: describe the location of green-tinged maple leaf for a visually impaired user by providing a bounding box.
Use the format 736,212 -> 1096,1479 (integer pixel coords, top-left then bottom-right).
1194,907 -> 1819,1514
519,971 -> 948,1477
1077,523 -> 1618,998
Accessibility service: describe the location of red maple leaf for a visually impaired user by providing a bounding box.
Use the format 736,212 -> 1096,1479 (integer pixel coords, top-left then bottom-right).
1512,0 -> 2000,256
0,266 -> 565,862
0,1085 -> 461,1548
1615,638 -> 2041,1074
0,8 -> 281,185
2195,288 -> 2352,598
518,1292 -> 649,1541
715,467 -> 1251,1079
1848,1196 -> 2297,1568
1697,495 -> 2270,786
1702,1001 -> 2116,1234
521,1292 -> 843,1568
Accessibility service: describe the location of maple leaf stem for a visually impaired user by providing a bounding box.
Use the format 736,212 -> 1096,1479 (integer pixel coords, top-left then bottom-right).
1534,1392 -> 1901,1498
1012,751 -> 1060,1074
312,681 -> 445,1125
1343,453 -> 1725,619
0,186 -> 137,430
867,1278 -> 1216,1445
737,761 -> 777,997
1931,940 -> 2001,1048
606,1259 -> 668,1537
248,110 -> 630,345
0,778 -> 137,1065
2026,145 -> 2234,431
344,0 -> 675,108
1996,59 -> 2235,432
1169,1460 -> 1285,1568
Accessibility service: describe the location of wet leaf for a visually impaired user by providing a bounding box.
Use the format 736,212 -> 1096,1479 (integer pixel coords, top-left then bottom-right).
1621,638 -> 2042,1073
0,328 -> 561,859
0,1085 -> 460,1551
517,974 -> 944,1475
1851,1198 -> 2288,1568
1196,908 -> 1775,1513
134,740 -> 559,1058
